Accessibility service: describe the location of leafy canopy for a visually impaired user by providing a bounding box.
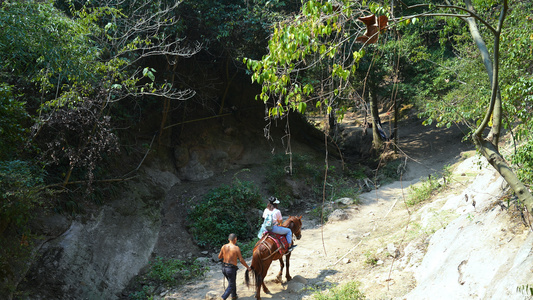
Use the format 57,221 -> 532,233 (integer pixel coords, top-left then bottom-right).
244,0 -> 370,118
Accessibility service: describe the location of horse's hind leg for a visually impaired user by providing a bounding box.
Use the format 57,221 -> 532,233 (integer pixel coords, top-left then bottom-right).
285,253 -> 292,281
275,257 -> 285,283
261,281 -> 270,294
255,281 -> 261,300
261,269 -> 270,295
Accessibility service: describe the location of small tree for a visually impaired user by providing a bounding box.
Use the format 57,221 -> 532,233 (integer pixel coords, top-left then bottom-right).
402,0 -> 533,214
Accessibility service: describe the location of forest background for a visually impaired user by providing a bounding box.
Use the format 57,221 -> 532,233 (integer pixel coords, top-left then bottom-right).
1,0 -> 532,299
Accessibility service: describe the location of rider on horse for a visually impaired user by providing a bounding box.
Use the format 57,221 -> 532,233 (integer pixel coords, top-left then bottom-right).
259,196 -> 297,252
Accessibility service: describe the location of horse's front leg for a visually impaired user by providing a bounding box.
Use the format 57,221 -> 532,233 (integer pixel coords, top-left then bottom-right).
275,257 -> 285,283
285,252 -> 292,281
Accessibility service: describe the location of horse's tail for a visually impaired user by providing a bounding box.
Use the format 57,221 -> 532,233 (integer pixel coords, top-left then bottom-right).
245,268 -> 251,288
246,245 -> 263,290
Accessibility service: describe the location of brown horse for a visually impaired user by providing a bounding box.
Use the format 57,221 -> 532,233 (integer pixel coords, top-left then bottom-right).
245,215 -> 302,300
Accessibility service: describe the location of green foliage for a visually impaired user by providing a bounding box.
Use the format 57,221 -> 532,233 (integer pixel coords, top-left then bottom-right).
415,0 -> 533,140
0,1 -> 98,94
377,159 -> 405,183
406,172 -> 447,206
517,284 -> 533,297
128,256 -> 208,299
309,205 -> 331,223
0,160 -> 45,297
240,237 -> 260,258
511,140 -> 533,186
0,84 -> 29,161
266,153 -> 367,208
364,250 -> 380,266
179,0 -> 298,60
148,256 -> 207,285
187,180 -> 263,248
324,166 -> 362,201
129,285 -> 154,300
265,153 -> 322,201
244,0 -> 367,118
0,232 -> 34,297
0,160 -> 45,229
312,281 -> 366,300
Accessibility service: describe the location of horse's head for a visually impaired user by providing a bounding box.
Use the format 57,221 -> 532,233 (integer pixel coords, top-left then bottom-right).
286,215 -> 302,240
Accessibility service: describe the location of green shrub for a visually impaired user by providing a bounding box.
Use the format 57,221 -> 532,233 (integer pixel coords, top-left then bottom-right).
128,285 -> 154,300
148,256 -> 206,285
187,179 -> 263,248
309,205 -> 331,223
0,84 -> 29,161
240,238 -> 260,258
0,160 -> 44,231
128,256 -> 208,299
378,159 -> 405,182
0,160 -> 45,297
324,173 -> 360,201
363,250 -> 379,266
511,139 -> 533,185
313,281 -> 365,300
265,153 -> 322,201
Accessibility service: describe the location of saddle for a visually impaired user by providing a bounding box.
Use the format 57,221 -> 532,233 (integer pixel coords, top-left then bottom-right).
261,232 -> 289,255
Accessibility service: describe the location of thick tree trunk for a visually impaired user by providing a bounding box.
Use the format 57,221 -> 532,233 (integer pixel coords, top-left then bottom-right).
474,137 -> 533,214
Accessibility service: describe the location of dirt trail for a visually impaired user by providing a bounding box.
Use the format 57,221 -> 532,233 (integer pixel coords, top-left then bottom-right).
164,116 -> 474,300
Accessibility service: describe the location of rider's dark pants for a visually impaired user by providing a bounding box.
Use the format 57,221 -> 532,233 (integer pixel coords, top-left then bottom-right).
222,263 -> 238,299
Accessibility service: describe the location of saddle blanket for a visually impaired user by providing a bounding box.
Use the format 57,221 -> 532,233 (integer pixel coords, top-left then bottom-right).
264,232 -> 289,254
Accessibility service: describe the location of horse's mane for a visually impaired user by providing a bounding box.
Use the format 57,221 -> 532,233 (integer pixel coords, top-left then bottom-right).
282,215 -> 301,227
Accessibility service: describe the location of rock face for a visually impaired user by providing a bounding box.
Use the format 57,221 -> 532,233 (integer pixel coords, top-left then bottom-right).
19,166 -> 175,300
405,157 -> 533,300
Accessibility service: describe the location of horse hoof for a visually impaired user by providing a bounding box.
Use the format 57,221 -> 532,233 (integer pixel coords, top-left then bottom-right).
286,276 -> 292,281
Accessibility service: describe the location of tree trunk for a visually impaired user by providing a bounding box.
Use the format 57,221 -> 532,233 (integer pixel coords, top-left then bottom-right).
474,137 -> 533,214
465,0 -> 533,214
369,87 -> 383,149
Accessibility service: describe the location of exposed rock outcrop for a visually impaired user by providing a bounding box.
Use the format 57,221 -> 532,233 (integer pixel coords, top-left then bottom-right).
19,165 -> 176,300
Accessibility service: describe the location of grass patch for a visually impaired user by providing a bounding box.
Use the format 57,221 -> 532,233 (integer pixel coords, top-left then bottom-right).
406,177 -> 442,206
312,281 -> 366,300
363,250 -> 380,266
406,167 -> 451,206
128,256 -> 208,300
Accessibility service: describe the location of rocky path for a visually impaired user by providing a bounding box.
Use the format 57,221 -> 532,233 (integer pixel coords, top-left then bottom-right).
163,117 -> 477,300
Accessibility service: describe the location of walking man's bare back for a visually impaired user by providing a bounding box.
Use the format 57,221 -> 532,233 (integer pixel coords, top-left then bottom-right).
218,233 -> 251,300
219,241 -> 248,267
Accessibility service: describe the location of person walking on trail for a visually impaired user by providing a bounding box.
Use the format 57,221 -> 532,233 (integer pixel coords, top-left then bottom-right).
218,233 -> 251,300
260,196 -> 297,251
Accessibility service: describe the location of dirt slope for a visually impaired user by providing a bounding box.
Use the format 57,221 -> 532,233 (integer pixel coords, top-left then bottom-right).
156,114 -> 480,300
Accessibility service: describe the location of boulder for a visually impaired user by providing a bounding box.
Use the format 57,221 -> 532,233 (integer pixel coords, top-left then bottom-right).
328,209 -> 349,222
